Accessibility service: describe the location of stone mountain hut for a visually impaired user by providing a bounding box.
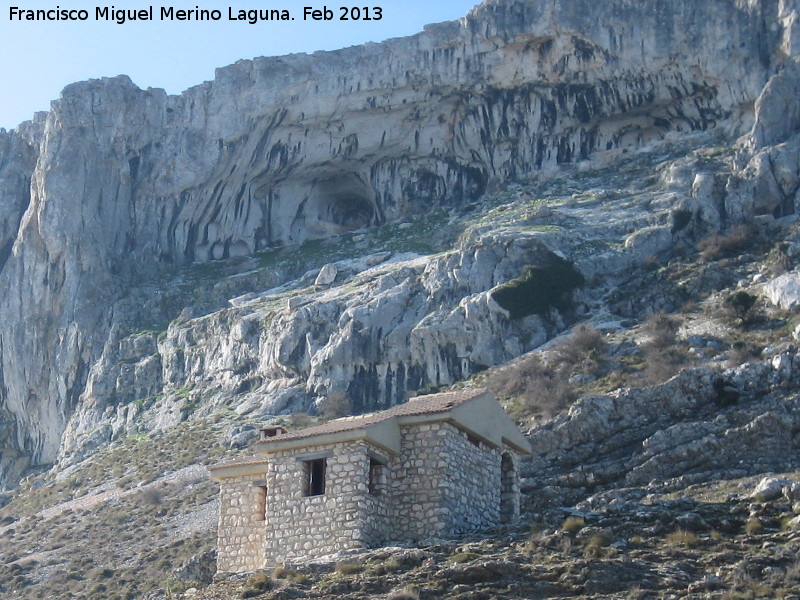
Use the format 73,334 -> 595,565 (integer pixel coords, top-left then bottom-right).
208,388 -> 531,573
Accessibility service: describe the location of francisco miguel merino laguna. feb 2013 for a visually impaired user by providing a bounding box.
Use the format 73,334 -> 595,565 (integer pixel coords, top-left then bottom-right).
8,5 -> 384,24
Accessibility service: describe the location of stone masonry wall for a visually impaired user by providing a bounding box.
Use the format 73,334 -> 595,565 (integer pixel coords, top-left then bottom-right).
216,468 -> 269,573
388,423 -> 448,542
388,423 -> 517,543
263,440 -> 378,566
440,423 -> 502,534
362,449 -> 391,548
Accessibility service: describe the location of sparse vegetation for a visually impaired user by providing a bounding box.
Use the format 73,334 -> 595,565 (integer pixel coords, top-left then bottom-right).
698,225 -> 755,261
335,561 -> 365,575
387,589 -> 420,600
724,291 -> 760,326
666,528 -> 699,548
240,571 -> 272,598
744,518 -> 763,535
487,323 -> 612,421
272,566 -> 310,585
582,531 -> 611,558
562,516 -> 586,534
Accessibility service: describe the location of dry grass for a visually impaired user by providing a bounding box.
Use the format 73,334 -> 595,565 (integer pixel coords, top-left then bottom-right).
744,518 -> 763,535
666,529 -> 699,548
562,516 -> 586,534
488,324 -> 609,421
697,225 -> 754,261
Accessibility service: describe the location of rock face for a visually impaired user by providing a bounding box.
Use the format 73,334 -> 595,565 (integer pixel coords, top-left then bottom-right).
1,0 -> 800,486
522,353 -> 800,508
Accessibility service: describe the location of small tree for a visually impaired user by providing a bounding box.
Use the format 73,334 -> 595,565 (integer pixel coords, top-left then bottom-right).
724,291 -> 759,326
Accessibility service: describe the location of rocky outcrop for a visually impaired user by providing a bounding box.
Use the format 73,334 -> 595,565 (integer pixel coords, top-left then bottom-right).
521,353 -> 800,508
1,0 -> 800,485
58,231 -> 567,463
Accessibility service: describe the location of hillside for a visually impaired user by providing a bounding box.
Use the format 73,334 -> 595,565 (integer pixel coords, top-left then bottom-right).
1,0 -> 800,598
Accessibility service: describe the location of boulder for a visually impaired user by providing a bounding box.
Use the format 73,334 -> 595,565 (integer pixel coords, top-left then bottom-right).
315,264 -> 338,286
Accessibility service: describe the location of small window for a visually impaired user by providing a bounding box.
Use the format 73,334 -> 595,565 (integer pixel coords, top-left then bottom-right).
368,458 -> 386,496
303,458 -> 326,496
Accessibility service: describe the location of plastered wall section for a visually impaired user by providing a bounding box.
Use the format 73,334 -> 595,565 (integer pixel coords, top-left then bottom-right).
263,440 -> 385,566
216,470 -> 269,573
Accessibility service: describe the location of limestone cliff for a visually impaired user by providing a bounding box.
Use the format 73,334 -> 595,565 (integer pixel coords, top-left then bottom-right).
0,0 -> 799,487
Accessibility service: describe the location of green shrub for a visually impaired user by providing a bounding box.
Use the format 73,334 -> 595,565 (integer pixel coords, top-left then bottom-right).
724,291 -> 759,325
491,255 -> 585,319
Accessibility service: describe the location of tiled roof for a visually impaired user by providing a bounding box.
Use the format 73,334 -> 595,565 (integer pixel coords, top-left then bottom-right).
258,388 -> 488,445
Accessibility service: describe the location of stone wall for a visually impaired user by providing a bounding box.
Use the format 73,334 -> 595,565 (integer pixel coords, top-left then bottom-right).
263,440 -> 379,566
216,467 -> 269,573
388,423 -> 448,541
439,423 -> 502,534
362,451 -> 391,548
387,422 -> 516,542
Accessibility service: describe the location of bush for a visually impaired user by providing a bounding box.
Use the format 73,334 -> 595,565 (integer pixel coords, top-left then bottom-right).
745,518 -> 763,535
318,392 -> 352,420
272,567 -> 309,584
582,532 -> 611,558
551,324 -> 606,367
448,552 -> 480,564
724,291 -> 760,326
240,571 -> 271,598
638,313 -> 687,385
666,529 -> 698,548
562,516 -> 586,534
489,355 -> 576,420
492,255 -> 585,319
641,348 -> 687,385
697,224 -> 754,261
335,561 -> 364,575
641,313 -> 679,351
136,488 -> 162,506
727,340 -> 761,367
671,208 -> 693,234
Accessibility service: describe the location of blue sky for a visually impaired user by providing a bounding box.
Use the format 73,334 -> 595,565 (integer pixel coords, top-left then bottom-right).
0,1 -> 479,130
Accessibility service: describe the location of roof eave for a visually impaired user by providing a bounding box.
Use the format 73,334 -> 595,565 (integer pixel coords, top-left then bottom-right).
254,418 -> 402,456
206,460 -> 268,480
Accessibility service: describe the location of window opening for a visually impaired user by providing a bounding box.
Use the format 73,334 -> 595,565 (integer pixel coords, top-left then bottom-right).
303,458 -> 326,496
368,458 -> 386,496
